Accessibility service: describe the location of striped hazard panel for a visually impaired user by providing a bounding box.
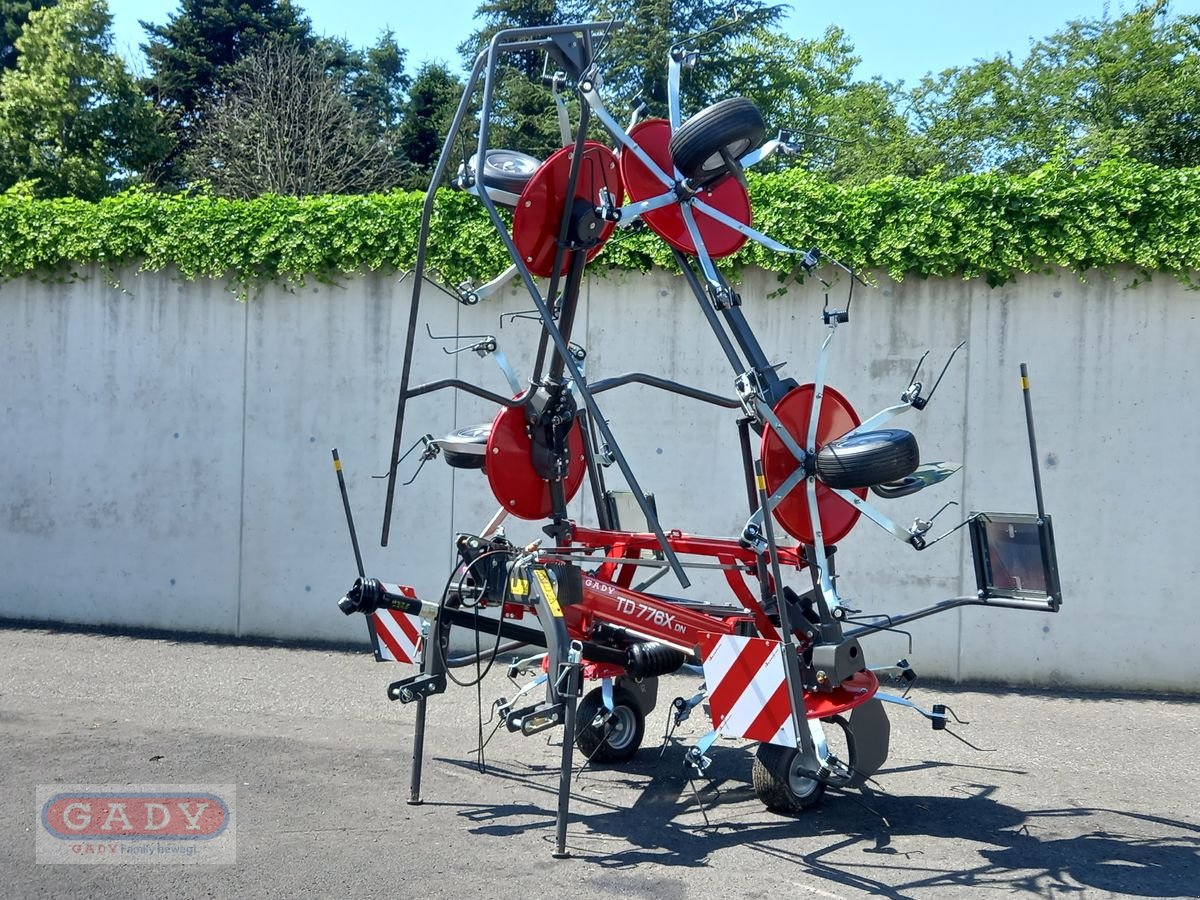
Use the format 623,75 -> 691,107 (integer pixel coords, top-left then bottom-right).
367,583 -> 422,664
699,633 -> 801,748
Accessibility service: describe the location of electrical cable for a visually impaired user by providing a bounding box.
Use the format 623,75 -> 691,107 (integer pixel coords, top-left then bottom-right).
435,547 -> 515,688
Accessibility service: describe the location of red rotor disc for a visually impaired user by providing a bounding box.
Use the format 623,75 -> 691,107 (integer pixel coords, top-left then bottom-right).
512,143 -> 622,278
485,404 -> 587,520
619,118 -> 750,259
760,384 -> 865,546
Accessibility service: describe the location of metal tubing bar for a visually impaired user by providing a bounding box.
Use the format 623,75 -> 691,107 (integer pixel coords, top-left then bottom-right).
408,618 -> 446,805
580,411 -> 613,531
381,53 -> 489,546
474,183 -> 690,586
548,249 -> 588,382
588,372 -> 740,407
617,191 -> 686,222
678,203 -> 724,290
404,377 -> 525,407
842,595 -> 1059,640
1021,363 -> 1048,520
737,418 -> 778,613
332,449 -> 365,579
721,302 -> 778,379
445,639 -> 530,668
673,250 -> 747,373
737,418 -> 760,515
539,553 -> 746,572
539,105 -> 593,347
839,401 -> 914,439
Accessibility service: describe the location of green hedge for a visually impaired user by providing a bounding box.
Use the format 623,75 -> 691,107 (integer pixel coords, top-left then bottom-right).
1,157 -> 1197,291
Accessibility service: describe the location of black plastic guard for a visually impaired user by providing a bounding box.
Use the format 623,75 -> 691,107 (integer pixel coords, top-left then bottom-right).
847,698 -> 890,786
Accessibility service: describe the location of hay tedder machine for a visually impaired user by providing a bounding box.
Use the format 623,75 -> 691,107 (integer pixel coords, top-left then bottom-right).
330,19 -> 1062,857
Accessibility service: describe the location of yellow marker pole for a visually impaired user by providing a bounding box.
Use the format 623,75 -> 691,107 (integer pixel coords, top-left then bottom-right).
332,448 -> 365,579
1019,364 -> 1046,520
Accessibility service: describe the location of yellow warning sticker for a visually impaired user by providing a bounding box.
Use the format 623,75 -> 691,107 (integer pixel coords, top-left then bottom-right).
533,568 -> 563,618
509,573 -> 530,597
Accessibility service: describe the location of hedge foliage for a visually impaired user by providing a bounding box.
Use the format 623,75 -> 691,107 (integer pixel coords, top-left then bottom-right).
1,157 -> 1197,292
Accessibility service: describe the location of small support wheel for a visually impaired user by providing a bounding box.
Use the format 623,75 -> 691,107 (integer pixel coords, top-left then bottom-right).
473,149 -> 541,194
815,428 -> 920,490
751,716 -> 855,814
574,686 -> 645,763
669,97 -> 765,185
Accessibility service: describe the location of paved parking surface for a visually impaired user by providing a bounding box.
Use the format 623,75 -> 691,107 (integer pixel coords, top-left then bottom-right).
1,624 -> 1197,899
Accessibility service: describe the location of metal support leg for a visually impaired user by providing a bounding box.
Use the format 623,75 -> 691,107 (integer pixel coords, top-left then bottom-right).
408,620 -> 442,805
553,644 -> 583,859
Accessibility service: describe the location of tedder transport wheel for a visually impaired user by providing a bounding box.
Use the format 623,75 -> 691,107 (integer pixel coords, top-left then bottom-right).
575,687 -> 646,763
668,97 -> 765,185
472,149 -> 541,195
752,716 -> 855,814
815,428 -> 920,490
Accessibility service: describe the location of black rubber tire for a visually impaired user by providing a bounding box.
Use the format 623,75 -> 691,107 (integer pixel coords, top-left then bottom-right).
752,716 -> 854,814
816,428 -> 920,490
436,423 -> 490,470
752,742 -> 827,813
574,686 -> 645,763
668,97 -> 765,183
472,149 -> 541,195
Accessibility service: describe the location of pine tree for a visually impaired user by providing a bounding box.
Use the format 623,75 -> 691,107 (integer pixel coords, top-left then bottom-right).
0,0 -> 170,197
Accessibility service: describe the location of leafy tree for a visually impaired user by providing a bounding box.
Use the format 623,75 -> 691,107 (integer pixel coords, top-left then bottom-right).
184,40 -> 402,197
721,26 -> 929,182
0,0 -> 170,198
1,0 -> 56,70
396,61 -> 463,189
909,1 -> 1200,173
587,0 -> 786,117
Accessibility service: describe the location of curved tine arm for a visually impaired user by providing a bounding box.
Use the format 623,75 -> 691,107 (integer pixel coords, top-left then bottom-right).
690,195 -> 800,254
579,81 -> 677,190
738,138 -> 795,169
463,264 -> 519,303
616,190 -> 682,225
589,372 -> 740,408
668,52 -> 684,131
678,202 -> 725,291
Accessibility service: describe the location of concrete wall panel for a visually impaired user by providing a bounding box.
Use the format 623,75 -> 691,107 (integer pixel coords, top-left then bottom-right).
1,263 -> 1196,691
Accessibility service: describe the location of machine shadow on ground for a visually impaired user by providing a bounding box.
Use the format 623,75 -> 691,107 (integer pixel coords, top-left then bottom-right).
438,745 -> 1200,898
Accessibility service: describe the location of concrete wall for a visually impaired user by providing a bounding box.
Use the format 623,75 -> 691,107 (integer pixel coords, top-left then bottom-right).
2,264 -> 1196,692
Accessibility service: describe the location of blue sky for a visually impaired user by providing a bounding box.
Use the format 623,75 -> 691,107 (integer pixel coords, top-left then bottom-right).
109,1 -> 1200,86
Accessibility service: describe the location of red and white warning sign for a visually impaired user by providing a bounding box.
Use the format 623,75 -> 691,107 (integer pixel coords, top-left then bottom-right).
368,583 -> 422,664
699,633 -> 801,748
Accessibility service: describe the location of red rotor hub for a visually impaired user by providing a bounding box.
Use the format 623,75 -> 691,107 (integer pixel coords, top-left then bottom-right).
760,384 -> 865,545
485,403 -> 587,520
619,118 -> 750,259
512,142 -> 622,278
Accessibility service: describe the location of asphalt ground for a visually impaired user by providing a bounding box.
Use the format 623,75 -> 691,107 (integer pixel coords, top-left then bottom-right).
1,624 -> 1197,899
